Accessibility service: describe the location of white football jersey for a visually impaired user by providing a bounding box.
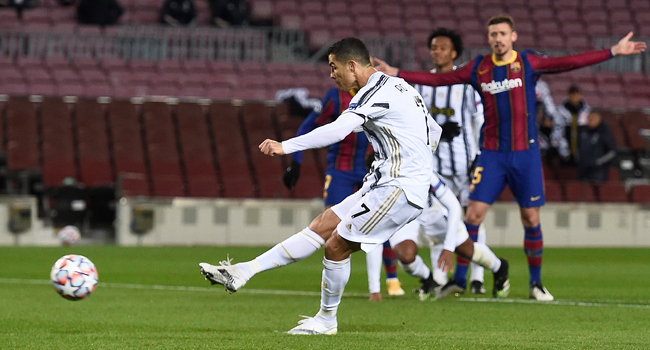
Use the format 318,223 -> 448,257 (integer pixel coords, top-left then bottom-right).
414,67 -> 483,178
346,72 -> 440,209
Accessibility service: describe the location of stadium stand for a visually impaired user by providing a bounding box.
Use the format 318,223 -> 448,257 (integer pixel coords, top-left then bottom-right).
0,0 -> 649,207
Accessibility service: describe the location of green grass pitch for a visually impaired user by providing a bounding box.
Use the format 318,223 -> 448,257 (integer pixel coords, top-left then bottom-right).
1,246 -> 649,349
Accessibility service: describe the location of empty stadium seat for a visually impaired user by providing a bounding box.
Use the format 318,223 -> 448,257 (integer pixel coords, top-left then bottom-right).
41,97 -> 77,187
176,102 -> 221,197
209,101 -> 255,198
544,180 -> 564,202
242,102 -> 287,198
108,100 -> 147,176
564,181 -> 597,202
6,97 -> 40,170
76,98 -> 114,186
630,184 -> 650,203
596,182 -> 628,202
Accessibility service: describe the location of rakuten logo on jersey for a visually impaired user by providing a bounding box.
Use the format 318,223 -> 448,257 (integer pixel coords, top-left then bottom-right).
481,78 -> 523,94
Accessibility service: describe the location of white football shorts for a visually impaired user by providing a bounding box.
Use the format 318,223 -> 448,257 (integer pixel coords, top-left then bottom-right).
332,185 -> 422,253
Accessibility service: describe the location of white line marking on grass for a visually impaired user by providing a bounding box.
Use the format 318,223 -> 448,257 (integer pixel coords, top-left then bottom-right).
2,278 -> 649,309
460,297 -> 650,309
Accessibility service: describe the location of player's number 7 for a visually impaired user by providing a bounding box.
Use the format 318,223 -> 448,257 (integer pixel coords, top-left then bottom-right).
351,203 -> 370,218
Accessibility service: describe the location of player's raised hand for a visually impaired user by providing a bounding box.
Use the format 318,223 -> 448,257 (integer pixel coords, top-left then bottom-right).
259,139 -> 285,156
373,57 -> 399,76
611,32 -> 647,56
438,249 -> 455,274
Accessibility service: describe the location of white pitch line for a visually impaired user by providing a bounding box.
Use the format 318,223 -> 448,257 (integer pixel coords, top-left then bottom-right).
2,278 -> 649,309
460,297 -> 650,309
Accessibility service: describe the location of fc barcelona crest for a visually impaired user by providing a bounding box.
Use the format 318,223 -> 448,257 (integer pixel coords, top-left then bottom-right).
510,62 -> 521,73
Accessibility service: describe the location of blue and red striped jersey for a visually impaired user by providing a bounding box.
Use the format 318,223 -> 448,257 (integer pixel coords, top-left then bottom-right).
399,49 -> 613,152
291,87 -> 370,171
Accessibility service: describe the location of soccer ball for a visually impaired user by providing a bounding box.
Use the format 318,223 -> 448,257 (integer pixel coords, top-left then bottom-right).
57,225 -> 81,246
50,255 -> 99,301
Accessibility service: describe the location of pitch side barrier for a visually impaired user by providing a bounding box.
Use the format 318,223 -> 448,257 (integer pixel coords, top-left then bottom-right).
1,195 -> 650,247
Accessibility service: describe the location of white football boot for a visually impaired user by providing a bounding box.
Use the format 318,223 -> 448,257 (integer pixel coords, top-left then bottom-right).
287,315 -> 338,335
199,258 -> 248,293
530,281 -> 554,301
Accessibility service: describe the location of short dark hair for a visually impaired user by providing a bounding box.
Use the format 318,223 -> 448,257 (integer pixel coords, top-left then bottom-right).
568,85 -> 581,94
327,37 -> 371,67
427,27 -> 464,57
487,14 -> 515,31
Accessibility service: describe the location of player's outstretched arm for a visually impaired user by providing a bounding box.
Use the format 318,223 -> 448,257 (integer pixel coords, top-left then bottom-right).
259,139 -> 285,156
530,32 -> 646,73
611,32 -> 647,56
373,57 -> 399,76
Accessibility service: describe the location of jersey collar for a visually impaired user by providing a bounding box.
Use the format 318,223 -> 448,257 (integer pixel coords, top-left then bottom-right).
492,50 -> 518,66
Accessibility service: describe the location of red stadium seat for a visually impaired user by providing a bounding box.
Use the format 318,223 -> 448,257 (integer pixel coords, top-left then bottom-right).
242,102 -> 287,198
209,101 -> 255,198
41,97 -> 77,187
142,101 -> 183,179
108,100 -> 147,176
121,174 -> 150,197
564,181 -> 597,202
152,175 -> 186,197
6,97 -> 39,170
76,98 -> 113,186
596,182 -> 628,202
630,184 -> 650,203
544,180 -> 564,202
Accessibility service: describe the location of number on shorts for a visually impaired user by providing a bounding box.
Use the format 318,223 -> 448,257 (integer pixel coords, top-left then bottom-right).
472,166 -> 484,185
351,203 -> 370,218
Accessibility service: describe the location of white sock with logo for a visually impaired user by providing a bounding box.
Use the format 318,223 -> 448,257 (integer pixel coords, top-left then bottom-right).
320,257 -> 351,318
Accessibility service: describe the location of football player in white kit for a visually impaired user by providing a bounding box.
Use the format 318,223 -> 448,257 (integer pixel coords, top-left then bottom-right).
412,28 -> 487,296
389,175 -> 509,302
201,37 -> 440,335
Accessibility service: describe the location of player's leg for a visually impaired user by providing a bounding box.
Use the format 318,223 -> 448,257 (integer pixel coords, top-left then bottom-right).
288,186 -> 421,334
470,224 -> 487,294
455,173 -> 487,294
450,150 -> 506,292
382,241 -> 404,296
429,243 -> 448,285
453,238 -> 509,299
521,206 -> 553,301
365,243 -> 383,300
509,149 -> 553,301
288,231 -> 358,335
199,190 -> 362,293
390,221 -> 436,301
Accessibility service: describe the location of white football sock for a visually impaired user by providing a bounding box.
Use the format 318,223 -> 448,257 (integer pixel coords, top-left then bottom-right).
366,244 -> 383,294
430,244 -> 448,285
470,225 -> 486,283
401,255 -> 431,280
471,242 -> 501,273
320,257 -> 351,315
243,228 -> 325,279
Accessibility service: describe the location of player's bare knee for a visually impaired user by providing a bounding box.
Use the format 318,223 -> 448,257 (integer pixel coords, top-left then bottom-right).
394,240 -> 417,264
309,209 -> 340,241
465,202 -> 489,225
455,239 -> 474,260
520,207 -> 540,227
324,231 -> 357,261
